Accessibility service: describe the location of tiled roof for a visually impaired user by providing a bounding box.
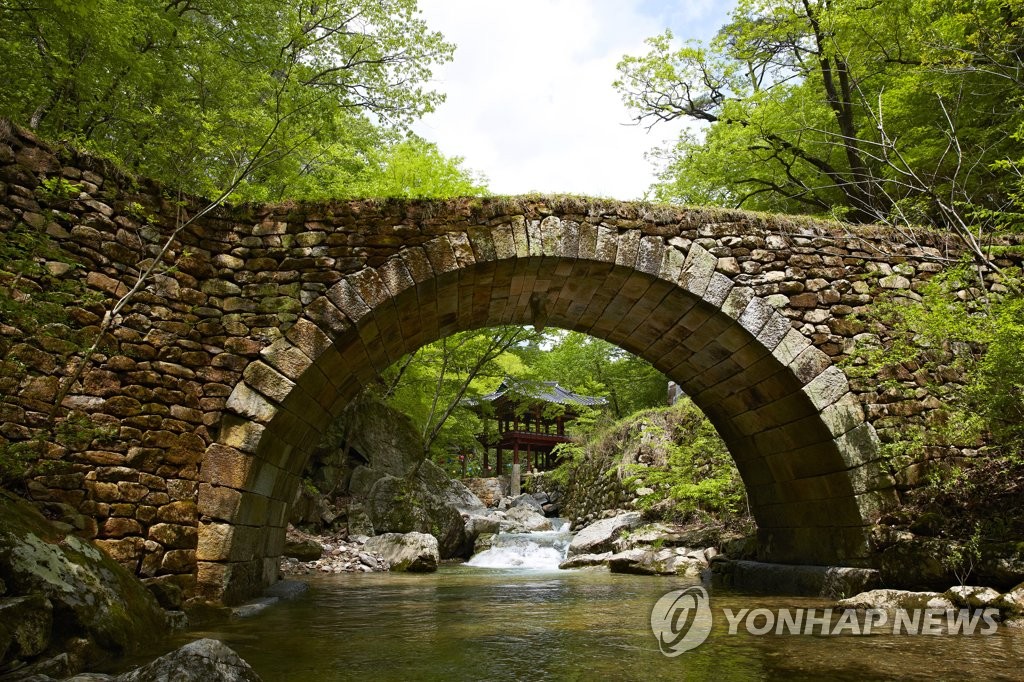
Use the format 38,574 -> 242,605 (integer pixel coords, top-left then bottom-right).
468,378 -> 607,407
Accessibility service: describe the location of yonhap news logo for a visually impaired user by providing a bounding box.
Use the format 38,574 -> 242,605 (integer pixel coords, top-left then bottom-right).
650,589 -> 1000,656
649,586 -> 713,656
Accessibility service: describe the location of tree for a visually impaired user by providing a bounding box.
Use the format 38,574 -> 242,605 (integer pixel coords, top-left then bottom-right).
350,136 -> 488,199
513,331 -> 668,419
616,0 -> 1024,245
376,327 -> 537,476
0,0 -> 454,200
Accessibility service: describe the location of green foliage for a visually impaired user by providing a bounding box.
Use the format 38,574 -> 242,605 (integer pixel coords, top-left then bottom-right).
379,326 -> 538,472
847,262 -> 1024,453
616,0 -> 1024,231
623,400 -> 746,519
0,222 -> 97,336
512,331 -> 669,419
0,441 -> 36,488
36,177 -> 82,203
349,137 -> 488,199
55,412 -> 118,451
0,0 -> 455,201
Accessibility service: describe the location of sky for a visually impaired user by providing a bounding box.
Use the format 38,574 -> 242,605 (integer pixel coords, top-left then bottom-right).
413,1 -> 737,201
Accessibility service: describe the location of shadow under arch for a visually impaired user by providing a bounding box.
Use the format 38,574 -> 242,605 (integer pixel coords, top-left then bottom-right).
197,234 -> 896,603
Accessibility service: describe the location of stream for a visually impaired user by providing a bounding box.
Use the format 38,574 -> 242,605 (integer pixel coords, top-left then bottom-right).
145,526 -> 1024,681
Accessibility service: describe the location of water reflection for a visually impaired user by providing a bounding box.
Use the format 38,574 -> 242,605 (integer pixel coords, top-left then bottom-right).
180,567 -> 1023,681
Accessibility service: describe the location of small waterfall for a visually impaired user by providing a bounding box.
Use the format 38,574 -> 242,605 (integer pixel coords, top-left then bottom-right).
466,519 -> 571,570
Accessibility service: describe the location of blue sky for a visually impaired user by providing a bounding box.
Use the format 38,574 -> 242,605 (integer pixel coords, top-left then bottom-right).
414,1 -> 736,200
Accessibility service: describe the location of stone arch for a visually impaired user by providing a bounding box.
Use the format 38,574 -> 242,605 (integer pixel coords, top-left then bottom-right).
196,220 -> 896,603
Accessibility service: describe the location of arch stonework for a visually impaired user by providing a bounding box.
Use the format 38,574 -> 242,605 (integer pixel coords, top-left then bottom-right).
195,218 -> 895,602
19,128 -> 1020,604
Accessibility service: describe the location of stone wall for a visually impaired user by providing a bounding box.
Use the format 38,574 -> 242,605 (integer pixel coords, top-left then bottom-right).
1,120 -> 1022,602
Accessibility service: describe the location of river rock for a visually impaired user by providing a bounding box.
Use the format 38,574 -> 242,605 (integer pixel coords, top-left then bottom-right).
365,470 -> 475,558
996,582 -> 1024,616
567,512 -> 643,557
712,560 -> 882,599
837,588 -> 955,612
364,532 -> 439,572
0,594 -> 52,662
943,585 -> 1002,608
510,493 -> 544,513
463,514 -> 500,541
283,538 -> 323,562
116,638 -> 261,681
341,398 -> 483,559
559,552 -> 612,569
607,548 -> 706,577
0,492 -> 168,674
500,506 -> 553,533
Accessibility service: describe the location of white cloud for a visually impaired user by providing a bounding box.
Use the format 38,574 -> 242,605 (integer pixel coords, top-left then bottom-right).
414,0 -> 735,200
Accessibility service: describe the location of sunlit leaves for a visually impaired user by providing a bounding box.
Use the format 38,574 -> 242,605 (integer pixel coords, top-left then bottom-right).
0,0 -> 455,200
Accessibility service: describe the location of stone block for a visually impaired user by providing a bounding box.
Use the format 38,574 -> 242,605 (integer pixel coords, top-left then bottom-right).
594,225 -> 618,263
197,483 -> 243,522
260,338 -> 312,381
225,382 -> 277,423
200,442 -> 255,488
242,360 -> 295,403
325,279 -> 371,323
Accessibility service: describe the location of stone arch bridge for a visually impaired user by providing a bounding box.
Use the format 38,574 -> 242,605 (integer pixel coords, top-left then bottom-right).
1,125 -> 1015,604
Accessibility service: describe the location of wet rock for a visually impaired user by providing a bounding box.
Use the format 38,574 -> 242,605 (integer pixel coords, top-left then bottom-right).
363,532 -> 439,572
473,533 -> 495,554
283,538 -> 323,562
0,594 -> 52,662
499,506 -> 553,533
995,582 -> 1024,616
116,638 -> 261,681
558,552 -> 612,569
712,560 -> 882,599
567,512 -> 643,557
607,548 -> 706,577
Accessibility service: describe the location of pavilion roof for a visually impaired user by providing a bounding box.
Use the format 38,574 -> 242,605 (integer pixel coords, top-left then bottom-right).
467,378 -> 607,408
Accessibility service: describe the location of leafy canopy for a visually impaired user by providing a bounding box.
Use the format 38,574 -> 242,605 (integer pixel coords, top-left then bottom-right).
616,0 -> 1024,232
0,0 -> 462,200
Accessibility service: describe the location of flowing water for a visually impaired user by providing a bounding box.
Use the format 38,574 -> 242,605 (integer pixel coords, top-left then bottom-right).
140,528 -> 1024,680
464,519 -> 572,570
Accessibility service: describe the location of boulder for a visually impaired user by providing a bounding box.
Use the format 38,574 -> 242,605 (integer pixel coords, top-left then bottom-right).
283,538 -> 323,562
338,397 -> 484,559
558,552 -> 612,569
510,494 -> 544,513
117,638 -> 261,681
0,492 -> 167,673
364,532 -> 439,572
567,512 -> 643,557
365,470 -> 476,558
0,594 -> 52,662
837,588 -> 955,612
500,506 -> 553,533
607,548 -> 706,577
463,514 -> 500,544
996,582 -> 1024,616
712,560 -> 882,599
943,585 -> 1002,609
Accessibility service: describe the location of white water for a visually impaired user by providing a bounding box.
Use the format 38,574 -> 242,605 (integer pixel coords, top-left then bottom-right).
465,519 -> 572,570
